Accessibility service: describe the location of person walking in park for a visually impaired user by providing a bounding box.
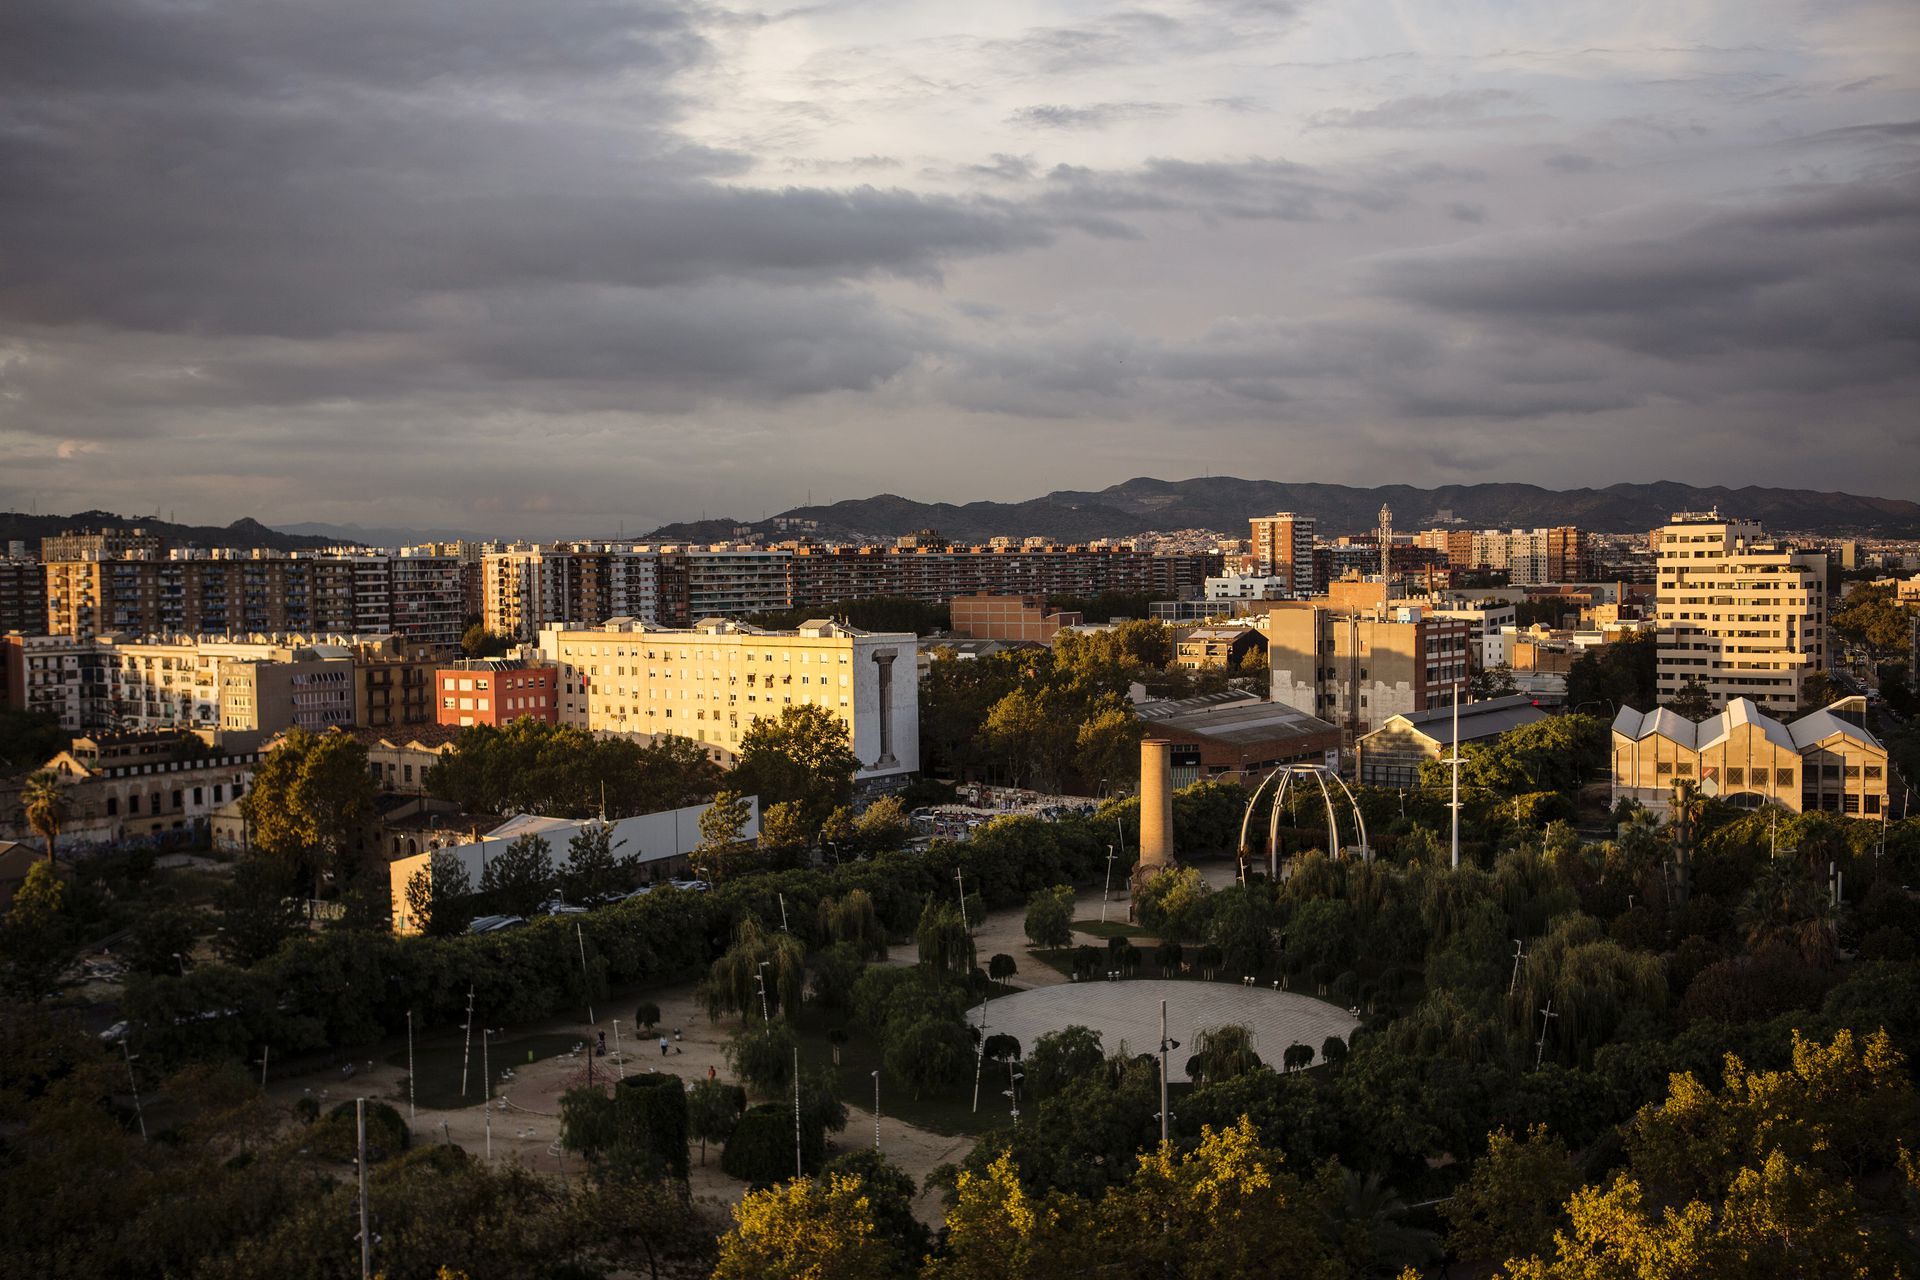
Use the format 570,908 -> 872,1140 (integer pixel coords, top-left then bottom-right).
659,1035 -> 669,1057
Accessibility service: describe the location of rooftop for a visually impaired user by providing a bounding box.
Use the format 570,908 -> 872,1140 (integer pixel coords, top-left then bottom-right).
1612,697 -> 1881,753
1390,694 -> 1547,742
1135,692 -> 1337,746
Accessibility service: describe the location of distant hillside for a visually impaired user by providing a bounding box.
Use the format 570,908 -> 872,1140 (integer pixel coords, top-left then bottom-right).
275,521 -> 491,547
646,478 -> 1920,542
0,510 -> 344,554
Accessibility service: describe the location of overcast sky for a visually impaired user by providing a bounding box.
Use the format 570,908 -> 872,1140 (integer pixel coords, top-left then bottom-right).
2,0 -> 1916,537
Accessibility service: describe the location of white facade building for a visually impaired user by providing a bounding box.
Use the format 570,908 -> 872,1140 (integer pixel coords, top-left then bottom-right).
538,617 -> 918,781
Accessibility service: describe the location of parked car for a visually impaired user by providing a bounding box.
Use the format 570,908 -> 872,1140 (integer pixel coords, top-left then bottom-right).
467,914 -> 528,934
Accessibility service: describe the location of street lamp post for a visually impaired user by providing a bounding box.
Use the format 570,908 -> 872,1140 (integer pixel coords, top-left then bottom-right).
756,961 -> 771,1025
1102,844 -> 1118,923
871,1070 -> 881,1150
481,1026 -> 503,1162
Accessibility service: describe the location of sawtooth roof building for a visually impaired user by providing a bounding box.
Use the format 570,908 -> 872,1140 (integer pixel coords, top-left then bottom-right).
1610,697 -> 1888,817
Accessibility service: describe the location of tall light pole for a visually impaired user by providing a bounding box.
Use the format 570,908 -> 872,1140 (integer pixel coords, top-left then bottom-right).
871,1070 -> 880,1150
610,1019 -> 626,1080
356,1097 -> 371,1280
970,999 -> 989,1114
405,1011 -> 415,1133
576,922 -> 595,1024
1102,844 -> 1117,924
459,985 -> 475,1098
793,1047 -> 803,1180
1157,999 -> 1179,1147
122,1040 -> 146,1142
756,961 -> 771,1025
1447,683 -> 1463,869
482,1026 -> 503,1162
955,869 -> 969,931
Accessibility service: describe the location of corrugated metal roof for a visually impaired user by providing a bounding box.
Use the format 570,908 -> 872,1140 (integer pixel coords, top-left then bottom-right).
1134,696 -> 1336,746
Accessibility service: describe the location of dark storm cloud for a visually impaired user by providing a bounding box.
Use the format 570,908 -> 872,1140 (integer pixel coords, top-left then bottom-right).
0,0 -> 1053,344
1374,170 -> 1920,379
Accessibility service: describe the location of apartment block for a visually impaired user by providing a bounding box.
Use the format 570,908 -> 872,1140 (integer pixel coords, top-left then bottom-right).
1653,513 -> 1826,713
388,549 -> 466,649
781,543 -> 1217,614
1267,600 -> 1471,738
434,658 -> 559,728
0,557 -> 46,636
1247,513 -> 1315,598
482,545 -> 662,640
1419,527 -> 1591,584
220,653 -> 357,734
538,617 -> 918,780
1,633 -> 89,724
2,630 -> 436,734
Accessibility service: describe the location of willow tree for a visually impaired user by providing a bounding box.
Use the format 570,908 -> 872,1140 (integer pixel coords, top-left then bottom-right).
705,918 -> 806,1022
914,899 -> 974,978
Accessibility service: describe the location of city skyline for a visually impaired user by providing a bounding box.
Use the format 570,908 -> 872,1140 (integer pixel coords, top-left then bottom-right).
2,0 -> 1916,537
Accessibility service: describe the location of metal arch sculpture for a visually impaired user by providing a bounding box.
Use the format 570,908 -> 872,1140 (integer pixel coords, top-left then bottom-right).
1236,764 -> 1370,882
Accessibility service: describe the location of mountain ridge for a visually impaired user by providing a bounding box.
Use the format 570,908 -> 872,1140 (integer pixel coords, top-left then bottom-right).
0,509 -> 344,553
645,478 -> 1920,542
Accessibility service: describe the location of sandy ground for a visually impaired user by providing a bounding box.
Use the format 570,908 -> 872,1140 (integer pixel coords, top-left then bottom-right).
260,861 -> 1248,1224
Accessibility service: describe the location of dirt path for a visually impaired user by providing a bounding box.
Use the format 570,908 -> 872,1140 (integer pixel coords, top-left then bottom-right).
263,891 -> 1073,1223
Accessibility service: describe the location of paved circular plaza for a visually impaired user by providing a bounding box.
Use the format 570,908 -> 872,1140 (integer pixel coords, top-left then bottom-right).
974,979 -> 1360,1083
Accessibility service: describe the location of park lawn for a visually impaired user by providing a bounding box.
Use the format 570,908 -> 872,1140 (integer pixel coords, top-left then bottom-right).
790,1009 -> 1004,1140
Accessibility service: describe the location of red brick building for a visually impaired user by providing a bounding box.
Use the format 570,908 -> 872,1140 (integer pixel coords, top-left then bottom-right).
434,658 -> 558,728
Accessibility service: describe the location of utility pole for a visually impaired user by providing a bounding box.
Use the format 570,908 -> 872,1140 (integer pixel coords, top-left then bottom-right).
1448,683 -> 1463,869
1508,940 -> 1528,996
576,922 -> 595,1024
955,869 -> 969,932
871,1070 -> 881,1150
793,1047 -> 803,1180
611,1020 -> 626,1080
778,892 -> 789,932
1534,999 -> 1558,1070
256,1045 -> 270,1090
356,1097 -> 371,1280
757,961 -> 771,1025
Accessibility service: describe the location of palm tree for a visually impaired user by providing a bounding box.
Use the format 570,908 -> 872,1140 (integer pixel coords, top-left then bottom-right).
1322,1168 -> 1438,1277
21,770 -> 69,864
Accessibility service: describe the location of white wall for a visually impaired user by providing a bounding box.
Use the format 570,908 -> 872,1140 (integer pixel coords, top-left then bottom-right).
387,795 -> 759,932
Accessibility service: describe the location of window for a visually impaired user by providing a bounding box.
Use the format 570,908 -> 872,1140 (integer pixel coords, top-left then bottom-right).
129,793 -> 141,814
1726,767 -> 1744,785
1776,769 -> 1793,786
1655,762 -> 1673,777
106,796 -> 118,816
